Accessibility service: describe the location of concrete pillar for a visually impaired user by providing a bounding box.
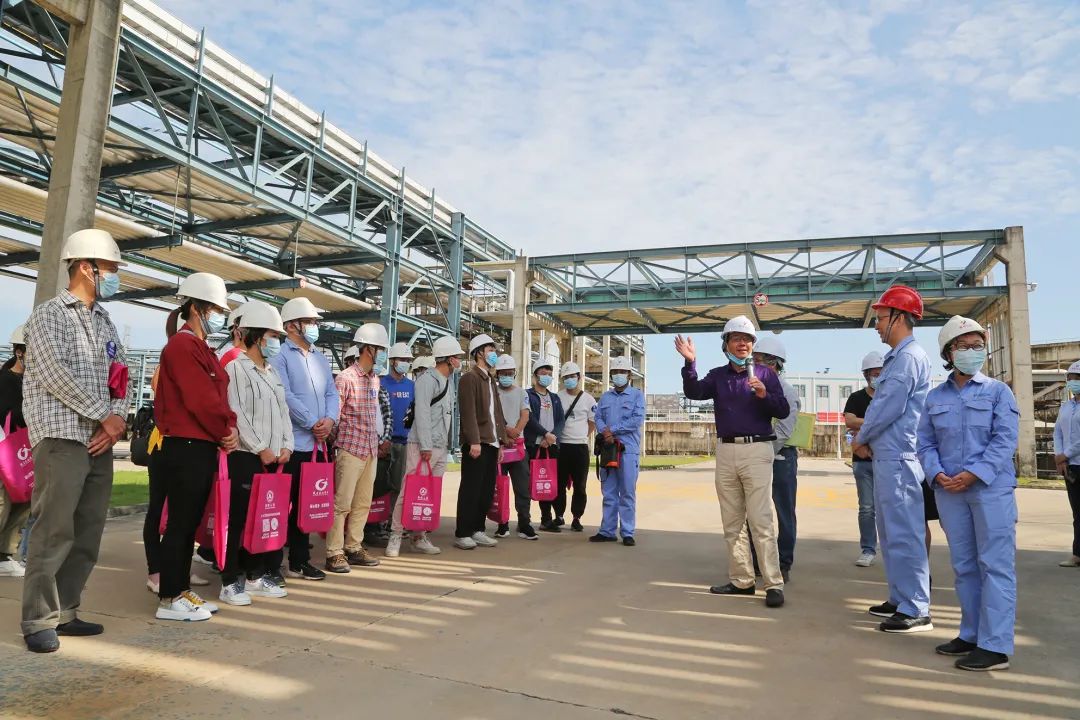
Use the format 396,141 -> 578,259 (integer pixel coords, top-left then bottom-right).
511,256 -> 531,379
34,0 -> 123,305
1001,226 -> 1036,477
601,336 -> 611,384
639,343 -> 648,458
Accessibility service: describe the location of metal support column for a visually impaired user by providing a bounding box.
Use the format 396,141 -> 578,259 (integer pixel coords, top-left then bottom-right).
34,0 -> 123,304
449,213 -> 466,340
380,203 -> 402,340
1001,226 -> 1036,477
511,255 -> 530,377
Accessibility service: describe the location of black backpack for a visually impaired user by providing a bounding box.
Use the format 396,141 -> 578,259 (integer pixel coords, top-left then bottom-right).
129,403 -> 156,467
403,380 -> 450,430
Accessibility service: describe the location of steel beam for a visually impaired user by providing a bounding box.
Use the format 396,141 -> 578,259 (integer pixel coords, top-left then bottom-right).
111,276 -> 302,302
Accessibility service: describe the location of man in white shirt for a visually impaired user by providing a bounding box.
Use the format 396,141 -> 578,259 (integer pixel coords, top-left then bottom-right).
557,362 -> 596,532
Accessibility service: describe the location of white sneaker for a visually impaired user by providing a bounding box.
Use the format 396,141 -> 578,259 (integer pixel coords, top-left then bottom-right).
156,595 -> 212,622
189,573 -> 209,587
245,575 -> 287,598
855,552 -> 876,567
146,576 -> 160,593
219,580 -> 252,606
454,536 -> 477,550
183,590 -> 218,614
385,534 -> 402,558
191,552 -> 214,567
411,534 -> 441,555
0,559 -> 25,577
471,531 -> 497,548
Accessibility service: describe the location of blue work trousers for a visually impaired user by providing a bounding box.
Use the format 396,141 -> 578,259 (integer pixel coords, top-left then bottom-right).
772,447 -> 798,570
935,484 -> 1017,655
853,460 -> 877,555
599,454 -> 639,539
873,457 -> 930,618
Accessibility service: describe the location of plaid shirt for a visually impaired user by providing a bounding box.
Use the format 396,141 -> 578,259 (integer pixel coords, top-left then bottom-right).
334,364 -> 380,459
23,291 -> 129,447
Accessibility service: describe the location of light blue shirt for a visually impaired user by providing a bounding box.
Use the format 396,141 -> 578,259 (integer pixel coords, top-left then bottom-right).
917,372 -> 1020,488
269,339 -> 340,452
594,386 -> 645,455
855,335 -> 931,460
1053,396 -> 1080,464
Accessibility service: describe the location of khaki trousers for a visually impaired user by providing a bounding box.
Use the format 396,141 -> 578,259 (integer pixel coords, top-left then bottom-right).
328,449 -> 377,557
714,441 -> 784,591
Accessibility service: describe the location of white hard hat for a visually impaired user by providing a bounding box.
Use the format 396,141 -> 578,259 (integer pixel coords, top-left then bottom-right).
388,342 -> 413,359
495,354 -> 516,371
344,346 -> 360,360
754,334 -> 786,361
432,335 -> 465,358
10,323 -> 25,345
861,351 -> 885,372
560,361 -> 581,377
468,333 -> 497,355
280,297 -> 324,323
60,229 -> 125,266
533,356 -> 554,374
610,357 -> 633,372
411,355 -> 435,371
227,302 -> 249,328
1068,360 -> 1080,375
238,300 -> 285,333
938,315 -> 986,357
177,272 -> 228,309
353,323 -> 390,348
722,315 -> 757,341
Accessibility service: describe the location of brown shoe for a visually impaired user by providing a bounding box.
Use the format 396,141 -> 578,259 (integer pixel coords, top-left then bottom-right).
325,554 -> 350,574
345,548 -> 380,567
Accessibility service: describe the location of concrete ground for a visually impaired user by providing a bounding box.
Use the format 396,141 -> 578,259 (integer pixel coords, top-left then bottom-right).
1,457 -> 1078,720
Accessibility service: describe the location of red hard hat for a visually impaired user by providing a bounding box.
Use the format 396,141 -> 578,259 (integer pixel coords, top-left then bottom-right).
871,285 -> 924,320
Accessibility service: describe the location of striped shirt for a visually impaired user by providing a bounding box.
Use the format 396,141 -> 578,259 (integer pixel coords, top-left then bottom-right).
23,290 -> 129,447
226,354 -> 294,455
335,364 -> 380,459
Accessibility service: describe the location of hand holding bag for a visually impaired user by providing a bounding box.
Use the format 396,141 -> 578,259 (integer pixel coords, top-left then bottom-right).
530,447 -> 558,501
401,459 -> 442,532
298,444 -> 334,533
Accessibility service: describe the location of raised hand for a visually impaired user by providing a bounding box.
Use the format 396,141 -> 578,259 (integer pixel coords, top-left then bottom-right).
674,335 -> 696,363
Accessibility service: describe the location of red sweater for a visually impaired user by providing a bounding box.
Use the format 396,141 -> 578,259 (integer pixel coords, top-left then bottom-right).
155,329 -> 236,443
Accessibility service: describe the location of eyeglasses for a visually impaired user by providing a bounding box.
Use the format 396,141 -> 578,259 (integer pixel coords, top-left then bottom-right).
954,344 -> 986,352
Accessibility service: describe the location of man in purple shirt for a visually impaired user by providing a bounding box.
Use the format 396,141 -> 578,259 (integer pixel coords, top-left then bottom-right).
676,315 -> 790,608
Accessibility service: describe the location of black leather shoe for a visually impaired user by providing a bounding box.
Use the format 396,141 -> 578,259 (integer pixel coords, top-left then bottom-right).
24,629 -> 59,653
936,637 -> 977,656
709,582 -> 755,595
622,536 -> 635,547
56,618 -> 104,637
868,600 -> 897,618
570,518 -> 584,532
589,533 -> 617,543
539,520 -> 561,533
955,648 -> 1010,671
765,589 -> 785,607
879,612 -> 933,633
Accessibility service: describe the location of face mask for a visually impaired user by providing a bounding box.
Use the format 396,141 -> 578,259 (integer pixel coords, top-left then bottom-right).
563,377 -> 578,391
952,349 -> 986,376
203,311 -> 226,335
612,373 -> 629,388
97,271 -> 120,299
1067,380 -> 1080,396
498,375 -> 514,388
374,349 -> 388,374
394,361 -> 410,375
485,351 -> 499,368
869,377 -> 880,390
537,374 -> 552,388
303,324 -> 320,345
725,352 -> 749,367
261,336 -> 281,359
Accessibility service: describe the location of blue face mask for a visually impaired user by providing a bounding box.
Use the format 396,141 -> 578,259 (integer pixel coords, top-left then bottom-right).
869,377 -> 880,390
394,361 -> 410,375
485,351 -> 499,368
1067,380 -> 1080,396
498,375 -> 514,388
261,336 -> 281,359
612,373 -> 629,388
726,352 -> 749,367
537,374 -> 552,388
374,349 -> 388,374
303,324 -> 319,345
204,311 -> 226,335
97,271 -> 120,300
563,377 -> 578,391
952,349 -> 986,376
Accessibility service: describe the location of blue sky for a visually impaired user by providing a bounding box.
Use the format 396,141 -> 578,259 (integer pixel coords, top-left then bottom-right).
2,0 -> 1077,393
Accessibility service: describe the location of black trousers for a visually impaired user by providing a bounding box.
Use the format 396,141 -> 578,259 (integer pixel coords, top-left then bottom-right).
158,437 -> 217,600
1068,466 -> 1080,557
223,451 -> 281,585
142,449 -> 166,575
555,443 -> 590,520
269,448 -> 321,571
457,444 -> 498,538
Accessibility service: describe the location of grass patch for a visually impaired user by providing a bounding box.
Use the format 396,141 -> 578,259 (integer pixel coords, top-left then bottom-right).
641,454 -> 711,468
111,470 -> 149,507
1018,476 -> 1066,490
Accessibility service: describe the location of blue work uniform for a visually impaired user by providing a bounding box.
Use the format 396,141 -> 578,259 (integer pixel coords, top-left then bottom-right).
855,335 -> 931,618
593,385 -> 645,539
270,340 -> 340,452
917,372 -> 1019,655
